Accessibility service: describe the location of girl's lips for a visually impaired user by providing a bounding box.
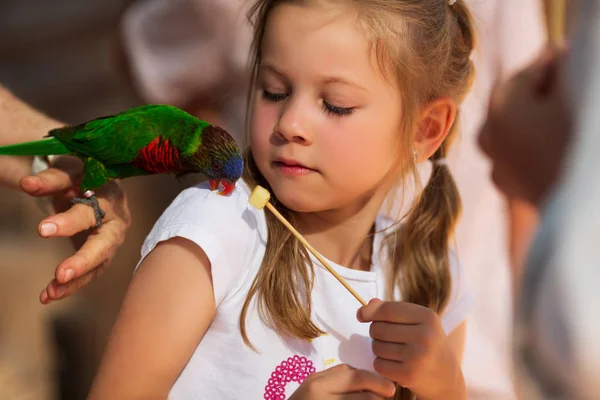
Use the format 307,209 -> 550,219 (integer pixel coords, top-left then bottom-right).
275,157 -> 310,168
274,161 -> 316,176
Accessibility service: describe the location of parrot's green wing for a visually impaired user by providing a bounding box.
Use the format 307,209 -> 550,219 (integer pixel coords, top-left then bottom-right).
50,105 -> 201,166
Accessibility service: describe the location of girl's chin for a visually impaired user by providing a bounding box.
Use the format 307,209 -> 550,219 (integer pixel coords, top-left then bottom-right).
270,187 -> 328,213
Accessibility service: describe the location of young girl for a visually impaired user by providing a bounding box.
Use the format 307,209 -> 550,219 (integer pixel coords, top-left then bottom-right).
88,0 -> 476,399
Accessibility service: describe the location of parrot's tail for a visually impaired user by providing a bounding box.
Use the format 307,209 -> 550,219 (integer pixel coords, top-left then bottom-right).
0,137 -> 71,156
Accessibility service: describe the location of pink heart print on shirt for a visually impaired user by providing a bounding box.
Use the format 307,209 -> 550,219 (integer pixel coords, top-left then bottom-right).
264,355 -> 317,399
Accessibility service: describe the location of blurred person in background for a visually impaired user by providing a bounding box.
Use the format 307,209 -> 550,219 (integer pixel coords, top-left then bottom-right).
480,1 -> 600,397
446,2 -> 545,398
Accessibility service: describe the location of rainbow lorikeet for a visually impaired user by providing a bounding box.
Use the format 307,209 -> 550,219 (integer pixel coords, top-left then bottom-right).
0,104 -> 244,227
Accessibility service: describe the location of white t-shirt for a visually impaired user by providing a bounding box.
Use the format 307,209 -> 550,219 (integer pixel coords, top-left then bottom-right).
138,179 -> 474,399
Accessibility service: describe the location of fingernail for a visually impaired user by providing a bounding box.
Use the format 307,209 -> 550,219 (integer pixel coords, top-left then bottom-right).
62,269 -> 74,283
357,309 -> 365,322
40,223 -> 57,237
22,175 -> 40,188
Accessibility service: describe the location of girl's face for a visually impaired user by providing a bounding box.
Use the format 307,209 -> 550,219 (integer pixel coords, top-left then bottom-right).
250,2 -> 405,213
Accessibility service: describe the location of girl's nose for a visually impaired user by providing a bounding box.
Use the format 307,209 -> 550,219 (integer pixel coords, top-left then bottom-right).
274,100 -> 312,145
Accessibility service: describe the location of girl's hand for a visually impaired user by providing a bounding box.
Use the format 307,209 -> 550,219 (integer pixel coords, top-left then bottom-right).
357,299 -> 466,400
289,364 -> 396,399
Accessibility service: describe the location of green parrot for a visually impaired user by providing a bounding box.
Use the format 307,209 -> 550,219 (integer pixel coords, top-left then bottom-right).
0,104 -> 244,227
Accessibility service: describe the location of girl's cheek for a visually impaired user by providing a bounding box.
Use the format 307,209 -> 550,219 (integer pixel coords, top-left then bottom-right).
251,106 -> 277,140
249,113 -> 269,154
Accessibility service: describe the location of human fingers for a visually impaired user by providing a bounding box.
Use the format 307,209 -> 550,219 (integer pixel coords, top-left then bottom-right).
51,221 -> 124,285
336,392 -> 388,400
38,179 -> 129,239
371,340 -> 411,363
323,364 -> 396,397
20,157 -> 82,197
368,321 -> 422,344
39,261 -> 108,304
37,203 -> 99,238
372,358 -> 413,388
358,299 -> 434,325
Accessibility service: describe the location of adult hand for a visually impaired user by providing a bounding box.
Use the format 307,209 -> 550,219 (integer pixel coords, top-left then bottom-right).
20,156 -> 131,304
478,46 -> 572,207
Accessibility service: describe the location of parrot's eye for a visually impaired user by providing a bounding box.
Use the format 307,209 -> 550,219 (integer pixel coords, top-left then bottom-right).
213,162 -> 221,170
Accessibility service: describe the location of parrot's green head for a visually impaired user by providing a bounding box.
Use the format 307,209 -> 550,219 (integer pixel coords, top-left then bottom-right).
190,125 -> 244,196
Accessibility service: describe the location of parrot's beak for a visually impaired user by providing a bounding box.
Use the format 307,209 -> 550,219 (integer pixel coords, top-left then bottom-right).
209,179 -> 220,191
218,180 -> 236,196
209,179 -> 236,196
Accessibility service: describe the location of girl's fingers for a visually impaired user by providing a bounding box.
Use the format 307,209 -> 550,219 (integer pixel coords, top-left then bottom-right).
373,357 -> 412,387
358,300 -> 430,325
371,339 -> 411,363
336,393 -> 388,400
325,364 -> 396,397
369,321 -> 419,343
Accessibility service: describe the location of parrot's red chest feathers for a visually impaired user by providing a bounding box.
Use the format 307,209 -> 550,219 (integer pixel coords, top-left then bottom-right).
134,137 -> 182,173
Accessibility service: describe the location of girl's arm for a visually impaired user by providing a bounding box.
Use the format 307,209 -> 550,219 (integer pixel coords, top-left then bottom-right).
88,237 -> 217,399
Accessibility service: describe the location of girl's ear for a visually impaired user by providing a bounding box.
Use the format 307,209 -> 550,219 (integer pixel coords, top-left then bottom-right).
414,97 -> 457,162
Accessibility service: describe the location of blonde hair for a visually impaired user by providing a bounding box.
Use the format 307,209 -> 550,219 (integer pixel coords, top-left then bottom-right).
240,1 -> 476,397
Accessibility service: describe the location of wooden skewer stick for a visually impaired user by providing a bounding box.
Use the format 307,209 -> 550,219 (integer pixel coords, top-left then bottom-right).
249,185 -> 367,306
544,0 -> 566,47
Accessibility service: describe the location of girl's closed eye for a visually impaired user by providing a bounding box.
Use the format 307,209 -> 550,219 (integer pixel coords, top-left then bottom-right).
322,100 -> 355,116
262,89 -> 288,102
262,88 -> 355,116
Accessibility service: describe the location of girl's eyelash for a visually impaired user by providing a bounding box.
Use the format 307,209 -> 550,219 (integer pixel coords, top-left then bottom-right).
262,90 -> 287,102
262,89 -> 355,116
322,102 -> 355,116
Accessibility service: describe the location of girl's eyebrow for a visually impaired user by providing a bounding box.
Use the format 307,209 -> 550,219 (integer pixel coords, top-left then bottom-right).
259,63 -> 368,92
259,64 -> 287,79
322,76 -> 368,91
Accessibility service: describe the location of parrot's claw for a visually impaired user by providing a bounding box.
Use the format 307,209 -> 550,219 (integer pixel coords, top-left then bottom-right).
71,192 -> 105,228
